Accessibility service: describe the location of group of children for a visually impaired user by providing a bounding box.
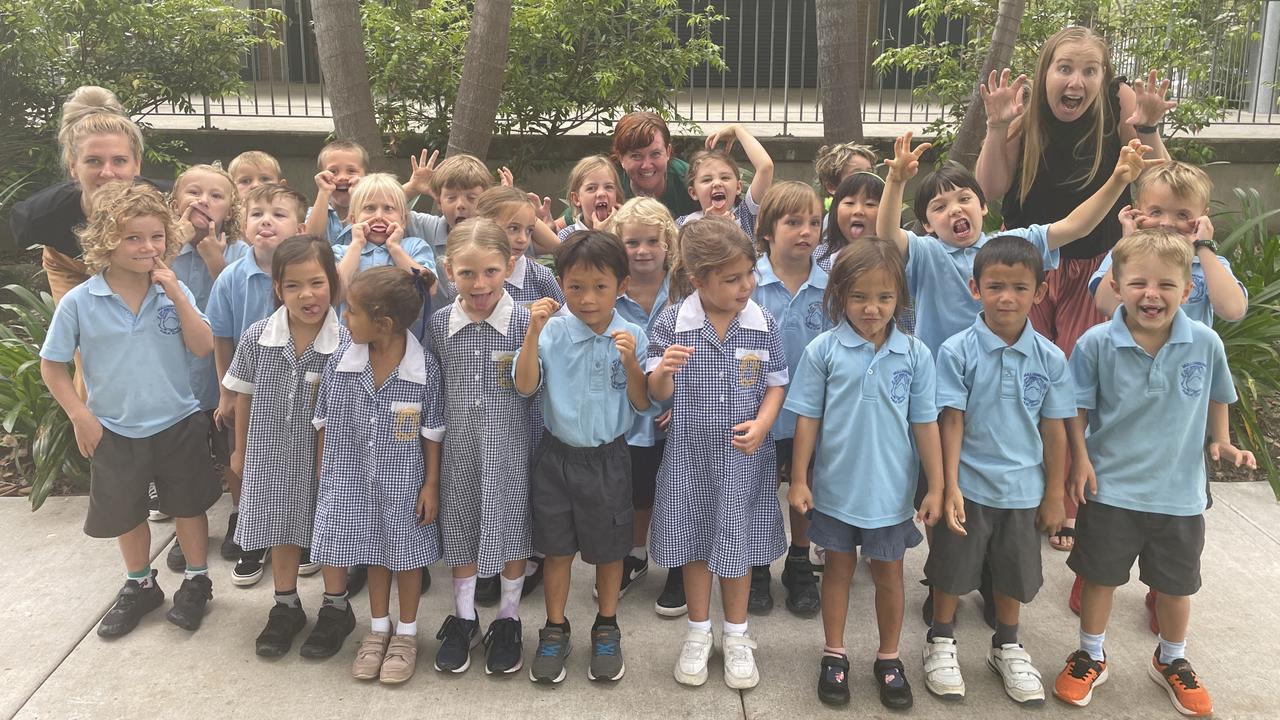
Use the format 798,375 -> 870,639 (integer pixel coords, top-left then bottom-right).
39,65 -> 1255,717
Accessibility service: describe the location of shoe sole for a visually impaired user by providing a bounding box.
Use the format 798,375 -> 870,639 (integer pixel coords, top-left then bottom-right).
674,665 -> 709,686
231,567 -> 265,587
485,656 -> 524,675
255,642 -> 292,657
1147,662 -> 1211,717
165,608 -> 204,632
528,644 -> 571,684
380,670 -> 415,685
300,644 -> 345,659
587,662 -> 625,681
987,656 -> 1045,705
654,602 -> 688,618
1054,665 -> 1108,707
817,689 -> 850,706
924,682 -> 965,702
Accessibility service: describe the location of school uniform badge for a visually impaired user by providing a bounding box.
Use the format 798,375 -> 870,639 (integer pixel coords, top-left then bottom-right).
157,305 -> 181,335
1022,372 -> 1049,410
492,350 -> 516,389
890,370 -> 912,404
1180,361 -> 1207,398
735,347 -> 768,387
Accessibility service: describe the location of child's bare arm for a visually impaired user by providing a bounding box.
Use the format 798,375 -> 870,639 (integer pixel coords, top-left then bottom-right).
214,336 -> 237,429
1046,139 -> 1159,249
787,415 -> 820,514
1207,401 -> 1257,469
40,359 -> 102,458
531,219 -> 561,254
879,133 -> 929,258
709,124 -> 774,202
912,420 -> 945,527
1093,266 -> 1120,317
232,392 -> 251,477
1037,417 -> 1067,534
335,223 -> 368,292
1194,217 -> 1248,321
613,330 -> 651,412
1118,70 -> 1175,160
514,298 -> 557,396
305,171 -> 337,238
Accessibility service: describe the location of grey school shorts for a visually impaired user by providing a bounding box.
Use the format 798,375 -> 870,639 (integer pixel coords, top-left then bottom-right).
1068,501 -> 1205,596
924,498 -> 1043,603
86,412 -> 222,538
531,430 -> 633,565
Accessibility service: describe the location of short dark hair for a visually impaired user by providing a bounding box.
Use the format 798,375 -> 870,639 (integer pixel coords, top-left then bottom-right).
271,234 -> 340,308
913,163 -> 986,231
348,266 -> 423,333
822,171 -> 885,263
973,235 -> 1046,286
555,229 -> 630,284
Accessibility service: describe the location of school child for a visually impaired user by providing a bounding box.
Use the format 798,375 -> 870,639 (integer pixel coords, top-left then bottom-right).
557,155 -> 625,241
785,238 -> 943,709
40,181 -> 221,637
1054,229 -> 1254,717
426,219 -> 534,676
646,219 -> 789,690
228,150 -> 287,201
814,142 -> 878,207
922,237 -> 1075,705
221,235 -> 349,656
476,186 -> 566,307
604,198 -> 685,617
746,181 -> 831,618
1091,161 -> 1248,325
304,140 -> 369,244
514,230 -> 657,684
311,266 -> 444,683
815,171 -> 884,273
208,183 -> 309,584
675,123 -> 775,242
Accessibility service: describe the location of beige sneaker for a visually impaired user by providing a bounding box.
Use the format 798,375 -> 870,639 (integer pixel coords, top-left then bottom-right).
352,631 -> 390,680
380,634 -> 419,684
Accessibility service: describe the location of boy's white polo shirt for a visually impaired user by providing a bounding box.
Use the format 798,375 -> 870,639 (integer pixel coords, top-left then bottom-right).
40,274 -> 205,438
1070,307 -> 1236,516
935,315 -> 1076,509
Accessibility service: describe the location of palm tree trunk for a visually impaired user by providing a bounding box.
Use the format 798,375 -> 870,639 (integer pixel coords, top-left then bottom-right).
951,0 -> 1026,169
311,0 -> 385,168
816,0 -> 872,143
446,0 -> 514,160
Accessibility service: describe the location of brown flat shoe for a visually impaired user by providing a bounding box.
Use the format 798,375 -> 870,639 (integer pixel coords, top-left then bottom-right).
353,631 -> 391,680
380,634 -> 420,684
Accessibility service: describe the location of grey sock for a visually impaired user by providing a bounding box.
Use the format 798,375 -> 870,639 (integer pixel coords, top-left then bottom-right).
322,591 -> 348,611
274,589 -> 300,608
993,622 -> 1019,648
928,621 -> 955,641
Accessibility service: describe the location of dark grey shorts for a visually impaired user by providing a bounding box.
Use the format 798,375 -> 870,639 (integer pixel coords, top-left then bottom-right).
531,430 -> 633,565
628,440 -> 664,511
806,510 -> 922,561
1068,501 -> 1205,596
924,499 -> 1043,603
87,412 -> 222,538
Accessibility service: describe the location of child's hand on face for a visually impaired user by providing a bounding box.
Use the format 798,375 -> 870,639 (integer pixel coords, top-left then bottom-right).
416,482 -> 438,525
1209,440 -> 1257,470
917,489 -> 944,528
315,170 -> 337,194
887,132 -> 931,183
979,68 -> 1028,128
351,221 -> 369,248
658,344 -> 694,374
386,221 -> 405,248
407,148 -> 439,198
611,329 -> 638,365
730,417 -> 767,455
528,297 -> 561,331
149,258 -> 180,295
1194,215 -> 1214,243
787,481 -> 813,515
1117,204 -> 1141,236
1127,69 -> 1178,127
1112,138 -> 1160,184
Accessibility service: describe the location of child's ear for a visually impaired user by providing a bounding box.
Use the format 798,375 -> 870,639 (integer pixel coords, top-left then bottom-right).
617,276 -> 630,297
506,255 -> 517,274
1109,277 -> 1120,298
968,276 -> 981,301
1032,280 -> 1049,305
1179,278 -> 1192,304
688,185 -> 698,201
569,190 -> 580,210
980,201 -> 989,217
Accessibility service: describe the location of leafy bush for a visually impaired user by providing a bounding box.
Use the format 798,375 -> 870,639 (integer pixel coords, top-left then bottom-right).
0,284 -> 87,510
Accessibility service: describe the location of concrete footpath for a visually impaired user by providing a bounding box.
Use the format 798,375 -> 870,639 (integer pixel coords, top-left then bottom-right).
2,483 -> 1279,720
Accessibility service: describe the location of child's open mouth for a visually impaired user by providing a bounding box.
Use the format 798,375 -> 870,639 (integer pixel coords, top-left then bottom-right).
951,217 -> 973,239
848,220 -> 867,238
1139,302 -> 1164,319
594,200 -> 612,221
191,205 -> 213,226
710,190 -> 728,211
300,303 -> 324,318
1060,94 -> 1084,111
369,220 -> 389,235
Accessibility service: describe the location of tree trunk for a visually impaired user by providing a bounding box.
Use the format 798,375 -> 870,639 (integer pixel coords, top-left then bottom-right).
311,0 -> 385,169
950,0 -> 1026,169
816,0 -> 871,143
446,0 -> 514,160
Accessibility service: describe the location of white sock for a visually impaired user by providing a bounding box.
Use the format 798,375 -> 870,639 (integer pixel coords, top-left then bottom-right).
395,620 -> 418,636
371,615 -> 391,633
689,618 -> 712,634
723,620 -> 748,637
454,574 -> 477,620
630,546 -> 648,561
525,554 -> 544,577
498,574 -> 524,620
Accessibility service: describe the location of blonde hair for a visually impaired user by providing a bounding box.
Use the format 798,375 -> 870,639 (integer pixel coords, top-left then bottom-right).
1133,161 -> 1212,212
347,173 -> 407,226
755,181 -> 822,254
317,140 -> 369,171
173,164 -> 242,242
77,182 -> 179,273
814,143 -> 878,193
228,150 -> 282,179
604,197 -> 678,270
669,217 -> 756,300
1019,26 -> 1115,204
475,185 -> 533,222
430,154 -> 492,196
243,183 -> 308,224
566,155 -> 624,211
1111,228 -> 1193,283
58,86 -> 144,177
445,217 -> 512,261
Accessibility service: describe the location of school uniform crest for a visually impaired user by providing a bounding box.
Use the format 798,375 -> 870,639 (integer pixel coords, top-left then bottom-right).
610,357 -> 628,390
890,369 -> 912,404
391,401 -> 422,441
1022,372 -> 1049,410
492,350 -> 516,389
157,305 -> 181,335
804,301 -> 825,331
1188,273 -> 1207,303
735,347 -> 767,387
1180,361 -> 1207,398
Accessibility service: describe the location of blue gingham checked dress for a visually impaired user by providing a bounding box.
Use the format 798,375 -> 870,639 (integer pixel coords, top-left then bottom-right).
429,291 -> 536,576
223,307 -> 348,551
645,292 -> 789,578
310,331 -> 444,571
505,255 -> 565,307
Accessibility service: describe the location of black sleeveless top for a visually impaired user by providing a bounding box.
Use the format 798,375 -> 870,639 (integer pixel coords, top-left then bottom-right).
1002,77 -> 1130,260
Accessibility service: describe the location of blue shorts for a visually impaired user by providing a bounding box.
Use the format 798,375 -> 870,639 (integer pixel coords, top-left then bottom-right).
806,510 -> 923,561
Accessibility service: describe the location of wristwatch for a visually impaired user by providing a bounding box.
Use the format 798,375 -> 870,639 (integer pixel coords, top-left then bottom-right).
1193,239 -> 1217,253
1134,123 -> 1161,134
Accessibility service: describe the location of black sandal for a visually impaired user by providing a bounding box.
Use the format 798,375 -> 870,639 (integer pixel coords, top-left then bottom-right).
1050,526 -> 1075,552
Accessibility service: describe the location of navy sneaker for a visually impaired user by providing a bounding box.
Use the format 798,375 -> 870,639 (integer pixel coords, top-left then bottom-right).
97,572 -> 164,638
434,614 -> 481,673
483,617 -> 523,674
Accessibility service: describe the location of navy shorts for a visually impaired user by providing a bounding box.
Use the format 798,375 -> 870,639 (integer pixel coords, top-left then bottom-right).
806,510 -> 922,562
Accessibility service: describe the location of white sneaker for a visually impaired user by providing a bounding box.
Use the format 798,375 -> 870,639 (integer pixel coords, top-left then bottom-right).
922,636 -> 966,699
722,634 -> 760,689
988,643 -> 1045,705
674,629 -> 713,686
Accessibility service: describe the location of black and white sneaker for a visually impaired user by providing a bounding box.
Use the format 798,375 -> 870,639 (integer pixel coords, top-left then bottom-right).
166,574 -> 213,631
592,554 -> 648,600
232,548 -> 269,587
97,572 -> 165,638
346,564 -> 368,597
655,567 -> 687,617
435,614 -> 481,673
219,513 -> 242,561
147,484 -> 169,521
483,617 -> 524,674
297,548 -> 320,577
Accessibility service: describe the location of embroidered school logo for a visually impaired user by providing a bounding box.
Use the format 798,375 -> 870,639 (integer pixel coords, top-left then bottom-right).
738,352 -> 762,387
1180,361 -> 1207,398
890,370 -> 912,404
390,402 -> 421,441
492,350 -> 516,390
804,301 -> 825,331
1022,372 -> 1050,410
610,358 -> 628,390
156,305 -> 181,335
1188,274 -> 1207,303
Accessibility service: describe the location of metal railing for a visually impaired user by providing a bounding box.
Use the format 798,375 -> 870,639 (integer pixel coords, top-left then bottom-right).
152,0 -> 1280,132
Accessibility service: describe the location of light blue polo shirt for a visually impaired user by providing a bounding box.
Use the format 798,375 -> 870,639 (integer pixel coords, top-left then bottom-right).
753,254 -> 831,439
935,315 -> 1076,509
784,322 -> 938,528
208,251 -> 276,341
1070,308 -> 1236,516
304,205 -> 349,245
172,239 -> 251,410
408,211 -> 450,263
331,235 -> 437,277
1089,250 -> 1245,326
905,224 -> 1055,355
40,274 -> 205,438
515,309 -> 658,448
616,276 -> 671,448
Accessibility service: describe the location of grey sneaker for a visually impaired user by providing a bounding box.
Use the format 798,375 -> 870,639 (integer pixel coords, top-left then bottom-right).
529,626 -> 571,684
587,625 -> 625,681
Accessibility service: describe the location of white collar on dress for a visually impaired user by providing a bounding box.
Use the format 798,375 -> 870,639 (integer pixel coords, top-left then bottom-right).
674,290 -> 768,333
257,306 -> 342,354
447,288 -> 515,337
334,329 -> 427,385
507,254 -> 529,289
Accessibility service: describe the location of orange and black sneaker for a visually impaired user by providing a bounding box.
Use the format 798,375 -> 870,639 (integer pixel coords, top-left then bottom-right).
1053,650 -> 1108,707
1149,649 -> 1213,717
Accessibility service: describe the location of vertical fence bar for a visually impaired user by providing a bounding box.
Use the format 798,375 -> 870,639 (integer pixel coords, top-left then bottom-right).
781,0 -> 792,133
737,0 -> 744,122
752,0 -> 760,121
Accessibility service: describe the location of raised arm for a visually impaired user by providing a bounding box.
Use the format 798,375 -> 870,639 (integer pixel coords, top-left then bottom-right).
708,124 -> 774,202
973,69 -> 1027,199
1046,139 -> 1160,250
305,171 -> 337,238
877,132 -> 930,257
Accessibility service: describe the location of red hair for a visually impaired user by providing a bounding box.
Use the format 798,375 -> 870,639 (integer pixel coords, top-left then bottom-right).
611,112 -> 673,160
